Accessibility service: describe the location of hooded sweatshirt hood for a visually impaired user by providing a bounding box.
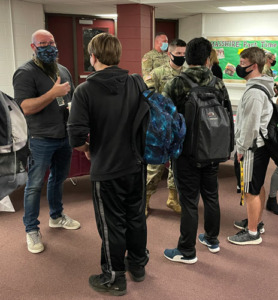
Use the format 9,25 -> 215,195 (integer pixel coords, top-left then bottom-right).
245,75 -> 275,98
86,66 -> 129,95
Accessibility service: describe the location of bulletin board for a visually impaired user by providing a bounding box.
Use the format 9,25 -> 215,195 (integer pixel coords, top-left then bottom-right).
208,37 -> 278,83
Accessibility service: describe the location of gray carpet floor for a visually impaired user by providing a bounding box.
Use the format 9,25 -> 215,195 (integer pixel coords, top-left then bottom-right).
1,159 -> 278,300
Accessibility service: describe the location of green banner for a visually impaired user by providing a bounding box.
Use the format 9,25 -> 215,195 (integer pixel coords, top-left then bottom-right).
208,37 -> 278,82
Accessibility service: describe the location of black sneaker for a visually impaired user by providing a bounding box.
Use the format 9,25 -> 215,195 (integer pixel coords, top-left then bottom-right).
124,258 -> 145,282
228,229 -> 262,245
89,273 -> 126,296
266,196 -> 278,214
234,218 -> 265,234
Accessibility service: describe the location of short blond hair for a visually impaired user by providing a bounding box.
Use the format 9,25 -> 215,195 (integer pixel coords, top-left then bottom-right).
210,49 -> 219,65
88,33 -> 122,66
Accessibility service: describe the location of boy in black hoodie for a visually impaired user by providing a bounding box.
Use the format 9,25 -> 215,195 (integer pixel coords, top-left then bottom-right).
68,33 -> 148,296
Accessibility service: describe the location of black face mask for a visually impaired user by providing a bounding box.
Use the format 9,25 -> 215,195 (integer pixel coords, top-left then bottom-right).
271,60 -> 276,67
170,53 -> 186,67
236,63 -> 254,78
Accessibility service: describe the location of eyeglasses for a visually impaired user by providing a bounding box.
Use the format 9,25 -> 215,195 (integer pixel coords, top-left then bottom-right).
35,41 -> 56,47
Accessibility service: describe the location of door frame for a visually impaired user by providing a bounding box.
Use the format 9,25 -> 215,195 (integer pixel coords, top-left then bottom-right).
46,13 -> 116,86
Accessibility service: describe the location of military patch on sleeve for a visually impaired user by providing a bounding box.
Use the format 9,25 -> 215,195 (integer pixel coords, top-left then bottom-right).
145,75 -> 152,81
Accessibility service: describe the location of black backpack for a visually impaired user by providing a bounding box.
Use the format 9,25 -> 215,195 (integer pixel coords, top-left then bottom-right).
131,74 -> 186,165
179,73 -> 234,166
0,91 -> 29,200
248,84 -> 278,165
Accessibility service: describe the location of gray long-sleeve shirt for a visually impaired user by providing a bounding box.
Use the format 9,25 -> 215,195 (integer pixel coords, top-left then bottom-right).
235,75 -> 274,154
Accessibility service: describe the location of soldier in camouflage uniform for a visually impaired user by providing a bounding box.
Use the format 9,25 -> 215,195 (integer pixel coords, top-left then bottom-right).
163,37 -> 233,264
142,33 -> 169,81
144,39 -> 187,216
262,52 -> 276,77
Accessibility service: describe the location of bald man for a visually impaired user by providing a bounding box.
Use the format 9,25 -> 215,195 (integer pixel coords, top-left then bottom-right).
13,29 -> 80,254
142,32 -> 169,81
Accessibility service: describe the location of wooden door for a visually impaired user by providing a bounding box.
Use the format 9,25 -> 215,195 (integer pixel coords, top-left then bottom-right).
76,18 -> 115,84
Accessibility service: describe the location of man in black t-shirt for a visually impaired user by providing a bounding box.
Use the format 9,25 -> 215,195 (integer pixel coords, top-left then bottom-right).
13,29 -> 80,254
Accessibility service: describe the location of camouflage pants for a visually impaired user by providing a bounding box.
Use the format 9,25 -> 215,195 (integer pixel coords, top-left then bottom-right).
146,162 -> 176,196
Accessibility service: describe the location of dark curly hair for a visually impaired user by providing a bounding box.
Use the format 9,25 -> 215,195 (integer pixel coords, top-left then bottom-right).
185,37 -> 212,66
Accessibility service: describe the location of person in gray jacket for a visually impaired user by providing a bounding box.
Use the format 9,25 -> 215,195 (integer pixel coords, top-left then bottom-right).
228,47 -> 274,245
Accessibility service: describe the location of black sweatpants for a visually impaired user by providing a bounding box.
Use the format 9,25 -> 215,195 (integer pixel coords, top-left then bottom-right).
173,155 -> 220,259
91,168 -> 148,280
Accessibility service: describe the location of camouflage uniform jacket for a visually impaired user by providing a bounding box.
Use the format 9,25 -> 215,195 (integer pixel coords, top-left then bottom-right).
163,66 -> 231,116
145,62 -> 187,94
142,49 -> 168,81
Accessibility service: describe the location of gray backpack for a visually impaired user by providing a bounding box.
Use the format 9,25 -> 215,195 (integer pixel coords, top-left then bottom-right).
0,91 -> 29,200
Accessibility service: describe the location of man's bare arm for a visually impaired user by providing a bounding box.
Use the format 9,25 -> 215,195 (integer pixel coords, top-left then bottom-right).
21,76 -> 71,115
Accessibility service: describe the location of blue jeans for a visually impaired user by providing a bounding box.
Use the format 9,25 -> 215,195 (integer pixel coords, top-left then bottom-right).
23,137 -> 72,232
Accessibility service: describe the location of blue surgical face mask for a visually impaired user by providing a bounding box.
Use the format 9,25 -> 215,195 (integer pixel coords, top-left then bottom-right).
160,42 -> 168,52
36,45 -> 58,64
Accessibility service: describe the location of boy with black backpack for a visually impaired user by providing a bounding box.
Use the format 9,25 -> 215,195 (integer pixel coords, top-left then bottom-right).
163,37 -> 234,264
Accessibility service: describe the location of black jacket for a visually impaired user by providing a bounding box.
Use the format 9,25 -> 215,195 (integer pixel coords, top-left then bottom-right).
68,66 -> 142,181
211,63 -> 223,80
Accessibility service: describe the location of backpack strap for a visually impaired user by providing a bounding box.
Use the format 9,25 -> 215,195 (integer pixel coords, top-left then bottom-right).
247,84 -> 273,145
178,72 -> 198,88
131,73 -> 148,93
208,75 -> 217,87
247,84 -> 272,101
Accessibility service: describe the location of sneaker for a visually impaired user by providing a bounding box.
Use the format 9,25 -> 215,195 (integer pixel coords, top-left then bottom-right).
198,233 -> 220,253
49,214 -> 80,230
266,196 -> 278,214
234,218 -> 265,234
26,230 -> 44,254
164,248 -> 197,264
124,257 -> 145,282
88,273 -> 126,296
257,222 -> 265,234
227,229 -> 262,245
233,218 -> 248,230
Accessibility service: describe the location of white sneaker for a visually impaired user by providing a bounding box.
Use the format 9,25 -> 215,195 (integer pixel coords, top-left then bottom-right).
26,230 -> 44,254
49,214 -> 80,230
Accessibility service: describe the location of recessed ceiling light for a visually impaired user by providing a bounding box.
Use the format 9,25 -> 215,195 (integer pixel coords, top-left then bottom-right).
219,4 -> 278,12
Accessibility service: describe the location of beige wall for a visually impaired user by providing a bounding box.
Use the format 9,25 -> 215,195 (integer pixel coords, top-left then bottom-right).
1,2 -> 278,102
0,0 -> 44,96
